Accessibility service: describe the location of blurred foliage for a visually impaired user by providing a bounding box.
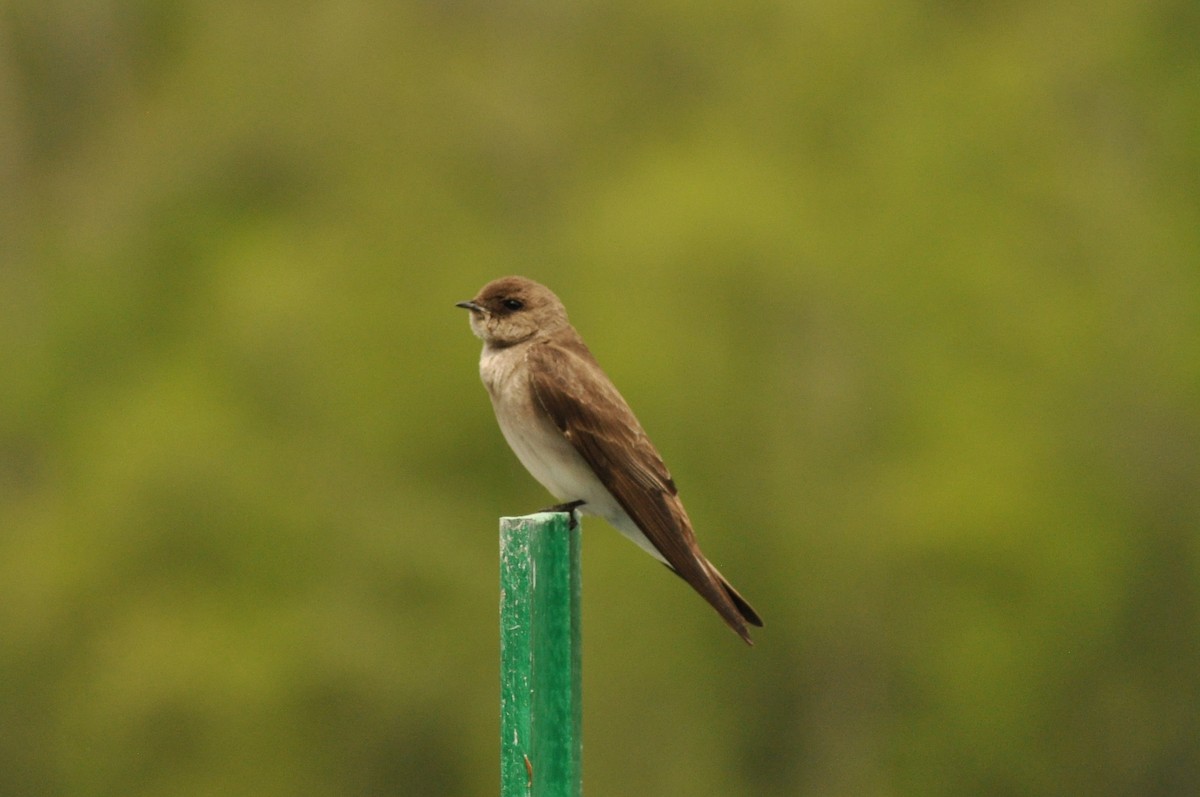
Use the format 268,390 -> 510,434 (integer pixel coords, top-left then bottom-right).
2,0 -> 1198,795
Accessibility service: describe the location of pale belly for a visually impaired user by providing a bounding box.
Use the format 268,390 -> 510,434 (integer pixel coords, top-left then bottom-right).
481,346 -> 666,564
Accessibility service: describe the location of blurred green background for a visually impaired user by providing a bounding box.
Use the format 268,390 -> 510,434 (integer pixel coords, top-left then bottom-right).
2,0 -> 1198,795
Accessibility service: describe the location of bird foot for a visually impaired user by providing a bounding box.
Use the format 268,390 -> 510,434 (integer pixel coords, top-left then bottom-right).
537,500 -> 586,529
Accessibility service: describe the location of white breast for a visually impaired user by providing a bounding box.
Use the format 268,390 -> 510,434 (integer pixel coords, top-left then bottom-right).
477,343 -> 647,549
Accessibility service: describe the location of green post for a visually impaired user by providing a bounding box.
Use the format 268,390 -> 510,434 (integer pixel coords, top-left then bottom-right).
500,513 -> 582,797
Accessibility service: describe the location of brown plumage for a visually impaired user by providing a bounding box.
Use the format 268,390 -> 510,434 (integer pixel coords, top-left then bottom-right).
458,276 -> 763,644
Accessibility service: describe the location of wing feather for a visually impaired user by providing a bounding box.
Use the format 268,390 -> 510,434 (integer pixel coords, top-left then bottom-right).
526,336 -> 759,640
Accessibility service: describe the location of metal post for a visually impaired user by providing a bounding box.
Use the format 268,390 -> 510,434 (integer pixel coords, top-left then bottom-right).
499,513 -> 582,797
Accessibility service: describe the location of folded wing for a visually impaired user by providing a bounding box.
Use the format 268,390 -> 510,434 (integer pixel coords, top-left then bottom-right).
526,336 -> 761,642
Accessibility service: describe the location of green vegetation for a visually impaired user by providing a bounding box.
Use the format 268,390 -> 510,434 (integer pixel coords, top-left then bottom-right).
1,1 -> 1197,795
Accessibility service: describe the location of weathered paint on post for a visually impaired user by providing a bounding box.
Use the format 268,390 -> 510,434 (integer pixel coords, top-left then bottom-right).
500,513 -> 582,797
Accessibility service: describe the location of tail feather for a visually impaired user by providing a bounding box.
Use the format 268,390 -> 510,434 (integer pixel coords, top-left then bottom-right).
663,560 -> 763,644
716,570 -> 763,628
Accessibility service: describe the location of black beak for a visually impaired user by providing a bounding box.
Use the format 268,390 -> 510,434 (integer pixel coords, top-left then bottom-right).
456,300 -> 485,313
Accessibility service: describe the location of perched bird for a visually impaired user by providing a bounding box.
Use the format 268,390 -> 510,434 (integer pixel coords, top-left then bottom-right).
457,276 -> 762,644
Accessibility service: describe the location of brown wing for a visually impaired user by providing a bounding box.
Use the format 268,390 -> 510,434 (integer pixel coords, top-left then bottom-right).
526,334 -> 760,642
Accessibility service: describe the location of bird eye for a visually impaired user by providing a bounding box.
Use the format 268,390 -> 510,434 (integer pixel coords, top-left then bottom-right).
502,298 -> 524,311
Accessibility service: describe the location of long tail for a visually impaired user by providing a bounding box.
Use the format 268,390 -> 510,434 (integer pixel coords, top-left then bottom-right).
666,560 -> 764,645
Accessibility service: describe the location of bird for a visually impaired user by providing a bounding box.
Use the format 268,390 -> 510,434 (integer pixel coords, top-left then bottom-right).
457,276 -> 762,644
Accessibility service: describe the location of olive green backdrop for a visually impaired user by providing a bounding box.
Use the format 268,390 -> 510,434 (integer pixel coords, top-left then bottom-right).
2,1 -> 1197,795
